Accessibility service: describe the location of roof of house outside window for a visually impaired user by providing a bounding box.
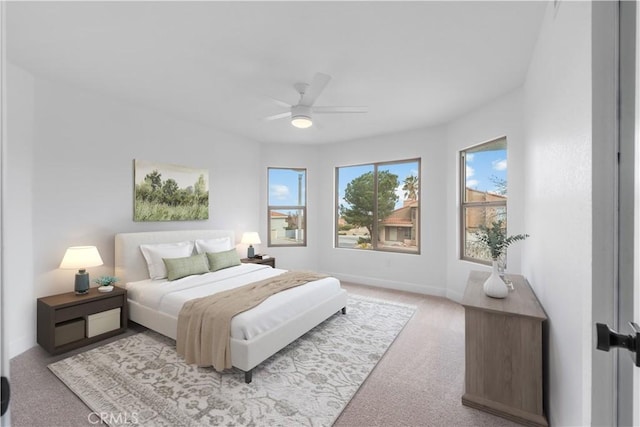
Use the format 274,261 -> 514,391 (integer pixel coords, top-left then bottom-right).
380,200 -> 418,227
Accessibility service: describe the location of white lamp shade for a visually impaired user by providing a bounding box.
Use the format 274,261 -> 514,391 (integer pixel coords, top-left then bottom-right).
241,232 -> 261,245
59,246 -> 104,270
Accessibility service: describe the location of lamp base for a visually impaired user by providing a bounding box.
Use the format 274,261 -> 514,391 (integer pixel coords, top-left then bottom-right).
247,245 -> 255,259
74,270 -> 90,295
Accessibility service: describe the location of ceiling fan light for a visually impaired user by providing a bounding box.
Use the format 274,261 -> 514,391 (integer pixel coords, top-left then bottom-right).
291,115 -> 313,129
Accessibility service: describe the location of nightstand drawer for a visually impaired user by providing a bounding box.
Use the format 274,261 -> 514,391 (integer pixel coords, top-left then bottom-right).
54,295 -> 123,323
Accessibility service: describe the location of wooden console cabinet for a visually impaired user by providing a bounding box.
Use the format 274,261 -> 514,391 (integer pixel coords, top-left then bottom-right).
461,271 -> 548,427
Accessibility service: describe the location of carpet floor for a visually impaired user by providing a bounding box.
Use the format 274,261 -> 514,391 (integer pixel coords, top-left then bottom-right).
47,294 -> 415,426
9,282 -> 518,426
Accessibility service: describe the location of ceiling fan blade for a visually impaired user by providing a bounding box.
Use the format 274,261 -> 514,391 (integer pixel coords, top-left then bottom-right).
264,111 -> 291,121
313,106 -> 368,114
271,98 -> 291,108
299,72 -> 331,106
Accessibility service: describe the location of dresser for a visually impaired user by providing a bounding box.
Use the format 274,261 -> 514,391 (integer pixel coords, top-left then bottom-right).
461,271 -> 548,427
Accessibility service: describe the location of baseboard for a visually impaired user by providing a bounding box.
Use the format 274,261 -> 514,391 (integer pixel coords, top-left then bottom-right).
9,335 -> 36,359
446,288 -> 465,303
327,272 -> 447,298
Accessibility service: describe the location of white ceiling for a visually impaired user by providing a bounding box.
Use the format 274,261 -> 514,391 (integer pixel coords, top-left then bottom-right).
7,1 -> 547,145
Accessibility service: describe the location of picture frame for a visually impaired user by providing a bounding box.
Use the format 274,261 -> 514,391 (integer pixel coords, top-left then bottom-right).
133,159 -> 209,221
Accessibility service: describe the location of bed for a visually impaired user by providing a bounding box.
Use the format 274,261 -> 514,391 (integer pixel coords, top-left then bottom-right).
114,229 -> 348,383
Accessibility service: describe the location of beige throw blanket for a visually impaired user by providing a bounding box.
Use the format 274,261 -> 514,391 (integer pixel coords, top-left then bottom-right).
176,270 -> 327,370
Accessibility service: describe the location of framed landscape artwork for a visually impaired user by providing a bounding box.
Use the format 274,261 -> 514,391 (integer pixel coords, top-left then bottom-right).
134,159 -> 209,221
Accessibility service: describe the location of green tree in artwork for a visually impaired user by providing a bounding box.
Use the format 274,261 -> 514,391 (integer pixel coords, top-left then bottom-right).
162,178 -> 179,204
194,174 -> 207,195
145,170 -> 163,192
134,167 -> 209,221
135,179 -> 153,202
340,171 -> 399,237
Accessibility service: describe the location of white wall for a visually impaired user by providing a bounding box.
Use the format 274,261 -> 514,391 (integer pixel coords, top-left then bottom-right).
5,65 -> 263,358
5,63 -> 35,358
316,126 -> 448,296
522,2 -> 592,425
283,88 -> 526,300
445,88 -> 526,302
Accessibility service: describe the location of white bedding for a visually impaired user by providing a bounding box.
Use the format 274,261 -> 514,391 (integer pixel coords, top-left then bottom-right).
126,263 -> 343,340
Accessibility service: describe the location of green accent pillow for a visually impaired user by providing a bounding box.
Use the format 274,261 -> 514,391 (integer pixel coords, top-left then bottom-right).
163,253 -> 210,281
206,249 -> 241,272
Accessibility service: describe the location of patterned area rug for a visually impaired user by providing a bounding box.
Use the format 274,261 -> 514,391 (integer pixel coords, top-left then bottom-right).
49,294 -> 416,426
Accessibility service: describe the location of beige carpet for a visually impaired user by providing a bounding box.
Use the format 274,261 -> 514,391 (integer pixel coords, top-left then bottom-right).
10,283 -> 518,426
47,294 -> 415,426
333,284 -> 518,427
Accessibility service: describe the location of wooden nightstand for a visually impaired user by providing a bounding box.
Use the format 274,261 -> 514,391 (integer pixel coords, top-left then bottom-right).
37,286 -> 128,355
241,257 -> 276,268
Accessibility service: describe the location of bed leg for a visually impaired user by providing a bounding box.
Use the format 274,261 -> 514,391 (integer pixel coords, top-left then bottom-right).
244,370 -> 253,384
341,307 -> 347,315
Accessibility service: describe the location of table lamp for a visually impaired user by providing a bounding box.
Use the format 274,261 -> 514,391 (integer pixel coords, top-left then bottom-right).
60,246 -> 104,295
241,232 -> 261,258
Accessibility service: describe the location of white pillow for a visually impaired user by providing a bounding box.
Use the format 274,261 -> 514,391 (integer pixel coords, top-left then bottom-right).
140,241 -> 194,280
195,237 -> 232,254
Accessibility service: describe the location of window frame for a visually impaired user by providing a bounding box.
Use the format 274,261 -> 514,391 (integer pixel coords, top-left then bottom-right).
459,137 -> 507,265
267,167 -> 307,248
335,158 -> 421,254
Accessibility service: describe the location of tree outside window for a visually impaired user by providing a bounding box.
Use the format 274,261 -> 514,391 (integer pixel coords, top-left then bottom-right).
268,168 -> 306,247
336,159 -> 420,253
460,137 -> 508,263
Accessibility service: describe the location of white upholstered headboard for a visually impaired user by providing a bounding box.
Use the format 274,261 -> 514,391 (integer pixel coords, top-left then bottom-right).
115,229 -> 236,284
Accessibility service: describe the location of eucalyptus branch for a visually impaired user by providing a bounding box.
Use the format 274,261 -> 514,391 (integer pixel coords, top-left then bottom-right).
474,220 -> 529,260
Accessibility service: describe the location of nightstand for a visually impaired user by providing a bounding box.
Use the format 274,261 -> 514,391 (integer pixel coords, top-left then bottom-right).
37,286 -> 128,355
241,257 -> 276,268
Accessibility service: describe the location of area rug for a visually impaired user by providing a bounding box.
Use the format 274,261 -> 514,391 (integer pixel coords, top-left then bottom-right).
48,294 -> 416,426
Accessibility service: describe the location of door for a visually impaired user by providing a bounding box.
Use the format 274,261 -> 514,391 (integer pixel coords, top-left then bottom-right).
631,1 -> 640,422
0,1 -> 9,424
619,1 -> 640,425
597,1 -> 640,425
595,1 -> 640,426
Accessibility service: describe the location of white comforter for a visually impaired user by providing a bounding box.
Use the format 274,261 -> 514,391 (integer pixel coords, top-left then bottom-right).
126,263 -> 342,340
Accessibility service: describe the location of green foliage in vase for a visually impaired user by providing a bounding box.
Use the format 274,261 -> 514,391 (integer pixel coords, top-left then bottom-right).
474,220 -> 529,260
93,276 -> 119,286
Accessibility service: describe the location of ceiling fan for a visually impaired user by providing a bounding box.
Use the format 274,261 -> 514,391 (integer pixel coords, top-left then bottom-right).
265,72 -> 368,129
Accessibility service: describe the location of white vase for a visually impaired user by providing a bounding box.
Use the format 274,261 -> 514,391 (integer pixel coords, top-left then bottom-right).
98,285 -> 114,293
483,260 -> 508,298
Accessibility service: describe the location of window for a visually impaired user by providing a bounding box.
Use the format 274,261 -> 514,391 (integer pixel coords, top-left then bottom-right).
268,168 -> 306,247
336,159 -> 420,253
460,137 -> 507,263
